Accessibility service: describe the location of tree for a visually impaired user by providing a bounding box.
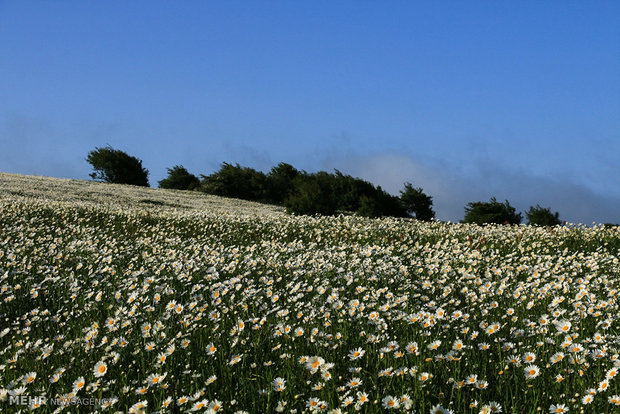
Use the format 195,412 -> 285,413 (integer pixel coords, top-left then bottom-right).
86,146 -> 149,186
526,205 -> 561,226
199,163 -> 267,201
400,183 -> 435,221
158,165 -> 200,190
463,197 -> 522,225
195,160 -> 408,218
285,172 -> 338,216
356,190 -> 408,218
331,170 -> 375,212
264,162 -> 300,204
356,195 -> 382,218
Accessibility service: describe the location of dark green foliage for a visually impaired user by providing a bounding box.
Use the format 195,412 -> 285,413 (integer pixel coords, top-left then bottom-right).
324,170 -> 407,218
463,197 -> 522,225
200,163 -> 267,202
368,187 -> 409,218
158,165 -> 200,190
86,146 -> 149,187
284,170 -> 408,218
332,170 -> 377,212
264,162 -> 300,204
285,172 -> 338,215
526,205 -> 562,226
356,195 -> 382,218
355,190 -> 408,218
198,161 -> 409,218
400,182 -> 435,221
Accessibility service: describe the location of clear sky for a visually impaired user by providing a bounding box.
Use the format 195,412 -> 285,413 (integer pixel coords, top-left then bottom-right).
1,1 -> 619,223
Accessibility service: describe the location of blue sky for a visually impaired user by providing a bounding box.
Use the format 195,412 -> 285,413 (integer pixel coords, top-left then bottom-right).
1,1 -> 619,223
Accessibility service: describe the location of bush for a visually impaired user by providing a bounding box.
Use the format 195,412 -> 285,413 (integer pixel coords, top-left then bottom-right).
285,172 -> 338,216
526,205 -> 561,226
330,171 -> 375,213
264,163 -> 300,204
200,163 -> 267,202
197,161 -> 409,218
356,195 -> 382,218
158,165 -> 200,190
86,146 -> 149,187
369,187 -> 409,218
400,183 -> 435,221
463,197 -> 522,225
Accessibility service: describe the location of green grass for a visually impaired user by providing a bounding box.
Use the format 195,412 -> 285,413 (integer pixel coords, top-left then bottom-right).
0,177 -> 618,413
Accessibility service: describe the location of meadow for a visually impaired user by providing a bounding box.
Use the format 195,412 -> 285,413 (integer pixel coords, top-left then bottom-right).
0,173 -> 618,413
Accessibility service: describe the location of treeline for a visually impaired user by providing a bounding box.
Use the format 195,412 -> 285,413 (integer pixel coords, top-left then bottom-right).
161,162 -> 433,219
86,146 -> 579,226
85,146 -> 434,219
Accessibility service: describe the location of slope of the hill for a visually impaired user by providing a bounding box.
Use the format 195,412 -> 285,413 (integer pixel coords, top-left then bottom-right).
0,172 -> 285,217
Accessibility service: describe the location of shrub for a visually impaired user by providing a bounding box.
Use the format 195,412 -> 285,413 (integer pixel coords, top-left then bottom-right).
285,172 -> 338,216
264,162 -> 300,204
400,183 -> 435,221
158,165 -> 200,190
200,163 -> 267,201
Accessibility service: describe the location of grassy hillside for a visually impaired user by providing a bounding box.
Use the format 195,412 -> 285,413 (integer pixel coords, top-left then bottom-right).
0,172 -> 285,217
0,173 -> 618,413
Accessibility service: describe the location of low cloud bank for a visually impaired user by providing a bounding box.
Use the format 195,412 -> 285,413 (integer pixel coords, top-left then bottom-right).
322,153 -> 620,225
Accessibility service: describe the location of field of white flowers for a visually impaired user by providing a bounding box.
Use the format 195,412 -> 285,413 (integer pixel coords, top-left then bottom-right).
0,172 -> 618,413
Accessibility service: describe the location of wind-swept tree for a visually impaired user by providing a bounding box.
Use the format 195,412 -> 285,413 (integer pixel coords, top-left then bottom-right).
199,163 -> 267,201
400,182 -> 435,221
264,162 -> 300,204
526,205 -> 561,226
285,172 -> 338,216
86,146 -> 149,187
463,197 -> 522,225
